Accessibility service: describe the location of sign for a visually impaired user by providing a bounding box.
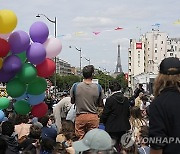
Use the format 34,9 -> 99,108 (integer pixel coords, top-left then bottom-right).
92,79 -> 99,84
136,43 -> 142,49
125,73 -> 128,80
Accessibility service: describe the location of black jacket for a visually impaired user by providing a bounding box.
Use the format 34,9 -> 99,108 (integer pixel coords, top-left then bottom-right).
149,87 -> 180,154
0,135 -> 19,154
100,92 -> 131,132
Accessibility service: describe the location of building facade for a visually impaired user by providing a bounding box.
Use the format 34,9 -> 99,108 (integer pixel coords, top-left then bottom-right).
56,57 -> 72,75
128,29 -> 180,93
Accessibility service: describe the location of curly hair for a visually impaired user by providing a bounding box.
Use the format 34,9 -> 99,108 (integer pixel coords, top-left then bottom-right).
153,74 -> 180,97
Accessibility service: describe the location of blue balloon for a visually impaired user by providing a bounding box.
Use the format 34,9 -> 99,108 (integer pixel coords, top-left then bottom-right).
14,92 -> 27,101
0,110 -> 5,122
27,92 -> 45,105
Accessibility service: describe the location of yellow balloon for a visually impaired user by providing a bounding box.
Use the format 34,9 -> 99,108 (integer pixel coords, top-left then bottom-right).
0,58 -> 3,69
0,9 -> 17,34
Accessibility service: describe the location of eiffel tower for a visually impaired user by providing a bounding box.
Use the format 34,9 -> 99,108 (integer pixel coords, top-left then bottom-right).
115,44 -> 123,74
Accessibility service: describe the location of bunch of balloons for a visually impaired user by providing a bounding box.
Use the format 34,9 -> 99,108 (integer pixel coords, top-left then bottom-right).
0,9 -> 62,120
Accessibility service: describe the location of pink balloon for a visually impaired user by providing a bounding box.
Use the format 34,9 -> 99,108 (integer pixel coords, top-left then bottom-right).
43,37 -> 62,58
0,33 -> 11,40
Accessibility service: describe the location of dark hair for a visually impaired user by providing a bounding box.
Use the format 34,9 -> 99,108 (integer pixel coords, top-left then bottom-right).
64,132 -> 78,142
82,65 -> 94,79
38,115 -> 49,127
109,81 -> 121,92
41,138 -> 55,153
130,106 -> 143,119
15,115 -> 29,125
29,124 -> 41,139
1,121 -> 15,136
61,120 -> 75,134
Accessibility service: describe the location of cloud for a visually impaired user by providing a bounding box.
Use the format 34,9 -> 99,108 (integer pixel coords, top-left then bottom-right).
73,16 -> 115,28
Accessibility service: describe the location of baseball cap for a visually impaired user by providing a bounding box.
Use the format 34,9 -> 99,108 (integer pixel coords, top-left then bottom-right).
72,128 -> 113,152
159,57 -> 180,75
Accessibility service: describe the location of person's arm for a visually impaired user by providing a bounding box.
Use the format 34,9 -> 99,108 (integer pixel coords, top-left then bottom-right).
70,86 -> 75,104
150,148 -> 163,154
149,102 -> 167,151
100,98 -> 112,124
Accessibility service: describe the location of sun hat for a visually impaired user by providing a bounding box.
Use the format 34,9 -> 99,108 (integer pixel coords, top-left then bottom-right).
72,128 -> 112,152
159,57 -> 180,75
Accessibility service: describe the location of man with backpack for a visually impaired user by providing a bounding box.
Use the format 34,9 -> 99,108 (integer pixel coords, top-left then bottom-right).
70,65 -> 103,139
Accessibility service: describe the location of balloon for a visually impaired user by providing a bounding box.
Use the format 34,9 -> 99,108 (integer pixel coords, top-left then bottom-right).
14,100 -> 31,115
44,37 -> 62,58
26,43 -> 46,65
14,92 -> 27,101
27,77 -> 47,95
31,102 -> 48,118
0,58 -> 3,69
27,92 -> 45,105
0,33 -> 11,40
18,63 -> 37,83
36,58 -> 55,78
0,10 -> 17,34
0,97 -> 10,110
0,68 -> 16,82
6,78 -> 26,98
8,30 -> 30,54
3,55 -> 22,73
29,21 -> 49,44
0,38 -> 10,57
0,110 -> 5,122
16,51 -> 27,63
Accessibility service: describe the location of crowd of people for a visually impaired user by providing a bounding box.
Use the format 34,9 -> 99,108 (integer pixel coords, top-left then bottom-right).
0,57 -> 179,154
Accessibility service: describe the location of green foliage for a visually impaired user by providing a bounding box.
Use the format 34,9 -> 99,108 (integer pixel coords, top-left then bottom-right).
49,74 -> 80,91
115,73 -> 128,90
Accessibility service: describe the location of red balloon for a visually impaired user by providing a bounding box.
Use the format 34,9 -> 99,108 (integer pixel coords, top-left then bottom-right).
31,102 -> 48,118
0,38 -> 10,57
36,58 -> 56,78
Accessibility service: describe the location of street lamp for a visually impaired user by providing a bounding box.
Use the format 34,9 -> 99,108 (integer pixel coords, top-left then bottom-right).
69,46 -> 82,76
36,14 -> 57,97
84,57 -> 90,65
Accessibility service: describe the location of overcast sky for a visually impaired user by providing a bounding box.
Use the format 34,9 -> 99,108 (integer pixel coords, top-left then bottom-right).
1,0 -> 180,73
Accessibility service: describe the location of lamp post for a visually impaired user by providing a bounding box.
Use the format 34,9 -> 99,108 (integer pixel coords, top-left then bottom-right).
36,14 -> 57,97
69,46 -> 82,76
84,57 -> 90,65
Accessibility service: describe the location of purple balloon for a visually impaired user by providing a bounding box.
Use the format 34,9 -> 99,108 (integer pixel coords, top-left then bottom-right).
27,43 -> 46,65
29,21 -> 49,44
0,68 -> 16,82
3,55 -> 22,73
8,30 -> 30,54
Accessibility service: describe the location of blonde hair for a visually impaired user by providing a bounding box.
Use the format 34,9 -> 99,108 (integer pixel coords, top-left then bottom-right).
153,73 -> 180,97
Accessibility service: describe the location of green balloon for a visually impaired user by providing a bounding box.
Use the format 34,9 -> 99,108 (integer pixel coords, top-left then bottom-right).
18,63 -> 37,83
14,100 -> 31,115
0,97 -> 10,110
16,51 -> 27,63
27,77 -> 47,95
7,78 -> 26,98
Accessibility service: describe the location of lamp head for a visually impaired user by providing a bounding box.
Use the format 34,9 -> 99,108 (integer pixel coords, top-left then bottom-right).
36,14 -> 40,18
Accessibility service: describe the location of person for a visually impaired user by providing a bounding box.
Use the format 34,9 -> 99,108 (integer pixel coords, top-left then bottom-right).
138,126 -> 150,154
0,121 -> 19,154
19,124 -> 41,153
149,57 -> 180,154
14,115 -> 31,143
135,92 -> 144,108
38,115 -> 57,142
100,81 -> 131,152
70,65 -> 103,139
72,128 -> 114,153
134,84 -> 145,99
53,92 -> 72,134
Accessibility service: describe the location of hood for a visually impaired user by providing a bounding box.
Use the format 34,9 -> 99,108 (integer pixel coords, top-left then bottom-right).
1,134 -> 18,147
110,92 -> 125,104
